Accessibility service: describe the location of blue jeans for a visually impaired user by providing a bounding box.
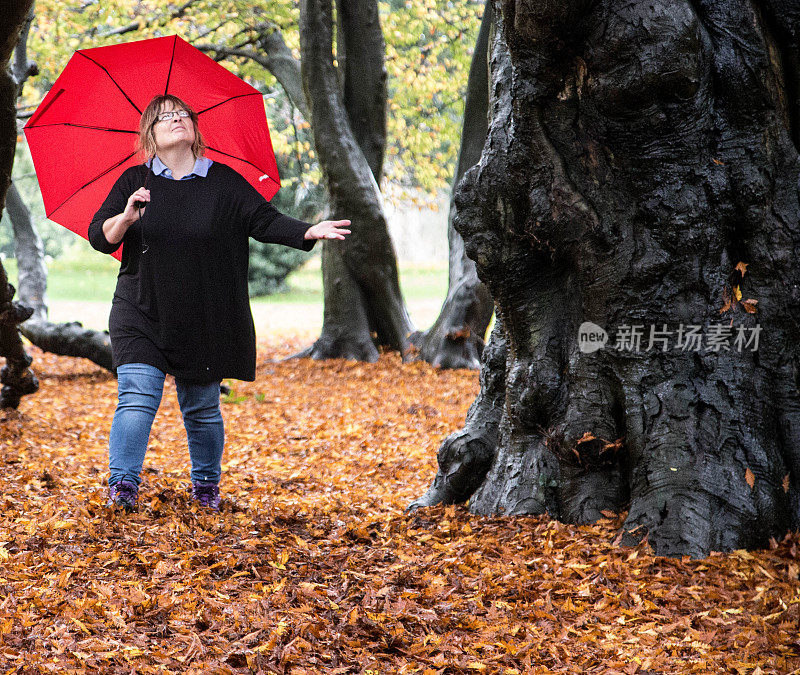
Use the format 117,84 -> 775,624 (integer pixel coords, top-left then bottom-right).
108,363 -> 224,487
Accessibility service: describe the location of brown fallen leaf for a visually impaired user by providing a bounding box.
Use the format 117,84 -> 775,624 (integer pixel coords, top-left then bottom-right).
742,299 -> 758,313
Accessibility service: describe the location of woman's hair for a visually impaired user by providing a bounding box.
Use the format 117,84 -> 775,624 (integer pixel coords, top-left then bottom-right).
137,94 -> 206,159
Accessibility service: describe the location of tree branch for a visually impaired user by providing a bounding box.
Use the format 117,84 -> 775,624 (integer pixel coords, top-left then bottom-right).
20,320 -> 114,374
195,28 -> 310,120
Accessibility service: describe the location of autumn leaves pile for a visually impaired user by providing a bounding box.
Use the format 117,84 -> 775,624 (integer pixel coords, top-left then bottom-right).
1,335 -> 799,673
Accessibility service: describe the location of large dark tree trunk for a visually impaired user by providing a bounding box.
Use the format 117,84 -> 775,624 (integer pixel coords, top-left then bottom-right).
411,0 -> 800,557
299,0 -> 415,361
0,0 -> 38,409
412,0 -> 494,370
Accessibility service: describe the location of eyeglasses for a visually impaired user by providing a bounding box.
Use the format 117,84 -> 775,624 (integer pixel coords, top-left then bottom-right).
155,110 -> 191,123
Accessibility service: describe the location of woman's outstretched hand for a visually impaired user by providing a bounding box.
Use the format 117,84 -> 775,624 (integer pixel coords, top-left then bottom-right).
304,219 -> 352,241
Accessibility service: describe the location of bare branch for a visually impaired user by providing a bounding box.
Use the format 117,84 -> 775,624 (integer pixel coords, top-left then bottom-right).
195,29 -> 309,120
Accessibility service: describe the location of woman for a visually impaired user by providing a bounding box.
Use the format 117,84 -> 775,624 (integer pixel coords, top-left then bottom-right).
88,94 -> 350,512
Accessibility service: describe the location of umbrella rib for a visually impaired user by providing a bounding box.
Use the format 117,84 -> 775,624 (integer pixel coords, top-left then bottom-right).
77,51 -> 142,115
47,152 -> 137,220
197,91 -> 262,115
24,122 -> 138,134
206,146 -> 279,188
164,35 -> 178,95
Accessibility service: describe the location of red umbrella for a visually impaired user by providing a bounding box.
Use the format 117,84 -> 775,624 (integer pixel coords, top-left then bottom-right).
23,35 -> 281,260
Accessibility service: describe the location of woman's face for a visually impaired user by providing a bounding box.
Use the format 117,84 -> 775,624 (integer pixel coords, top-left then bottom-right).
152,101 -> 196,153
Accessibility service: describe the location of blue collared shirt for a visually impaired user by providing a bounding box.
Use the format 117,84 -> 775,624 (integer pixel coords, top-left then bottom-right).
147,155 -> 213,180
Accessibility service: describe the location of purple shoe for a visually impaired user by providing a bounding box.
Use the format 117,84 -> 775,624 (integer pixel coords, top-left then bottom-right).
191,481 -> 220,511
108,480 -> 138,512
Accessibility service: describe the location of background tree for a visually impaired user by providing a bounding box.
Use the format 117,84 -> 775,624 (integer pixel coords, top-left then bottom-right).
299,0 -> 415,360
412,0 -> 800,557
4,4 -> 117,373
0,0 -> 38,408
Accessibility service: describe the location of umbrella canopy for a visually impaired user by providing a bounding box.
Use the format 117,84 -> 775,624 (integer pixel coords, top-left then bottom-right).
23,35 -> 281,260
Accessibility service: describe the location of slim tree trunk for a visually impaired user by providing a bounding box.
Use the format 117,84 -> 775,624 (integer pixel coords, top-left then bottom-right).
413,1 -> 494,370
299,0 -> 414,361
7,182 -> 46,321
0,0 -> 37,408
337,0 -> 387,182
9,182 -> 115,371
412,0 -> 800,557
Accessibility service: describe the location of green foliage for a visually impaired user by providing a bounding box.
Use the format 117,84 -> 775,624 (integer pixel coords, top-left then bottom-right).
381,0 -> 484,191
247,243 -> 307,297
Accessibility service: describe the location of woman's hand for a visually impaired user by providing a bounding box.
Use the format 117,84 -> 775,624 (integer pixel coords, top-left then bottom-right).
102,187 -> 150,245
304,219 -> 352,241
122,187 -> 151,224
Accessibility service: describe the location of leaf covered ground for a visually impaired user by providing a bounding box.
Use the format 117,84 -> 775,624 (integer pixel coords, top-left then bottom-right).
1,334 -> 800,674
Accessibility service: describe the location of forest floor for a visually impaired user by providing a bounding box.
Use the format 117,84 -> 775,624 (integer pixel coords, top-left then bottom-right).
1,334 -> 799,674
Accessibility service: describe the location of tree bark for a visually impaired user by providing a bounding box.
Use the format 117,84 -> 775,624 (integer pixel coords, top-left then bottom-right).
7,182 -> 46,322
20,320 -> 114,372
412,0 -> 800,557
0,0 -> 38,408
412,0 -> 494,370
299,0 -> 414,361
336,0 -> 387,182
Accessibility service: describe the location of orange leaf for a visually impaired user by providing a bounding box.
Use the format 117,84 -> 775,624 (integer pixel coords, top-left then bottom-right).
735,262 -> 748,276
741,299 -> 758,314
783,474 -> 790,493
745,467 -> 756,489
719,288 -> 732,314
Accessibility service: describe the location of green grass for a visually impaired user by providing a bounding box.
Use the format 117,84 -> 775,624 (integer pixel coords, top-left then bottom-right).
1,254 -> 449,304
2,255 -> 120,301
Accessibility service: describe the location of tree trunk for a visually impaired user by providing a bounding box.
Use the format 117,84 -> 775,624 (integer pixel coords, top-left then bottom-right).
412,0 -> 800,557
0,0 -> 37,408
412,0 -> 494,370
299,0 -> 414,361
5,7 -> 115,375
336,0 -> 387,183
9,182 -> 115,372
7,182 -> 47,322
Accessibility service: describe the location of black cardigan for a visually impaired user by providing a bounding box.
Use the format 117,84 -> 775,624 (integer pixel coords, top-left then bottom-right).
88,161 -> 315,382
